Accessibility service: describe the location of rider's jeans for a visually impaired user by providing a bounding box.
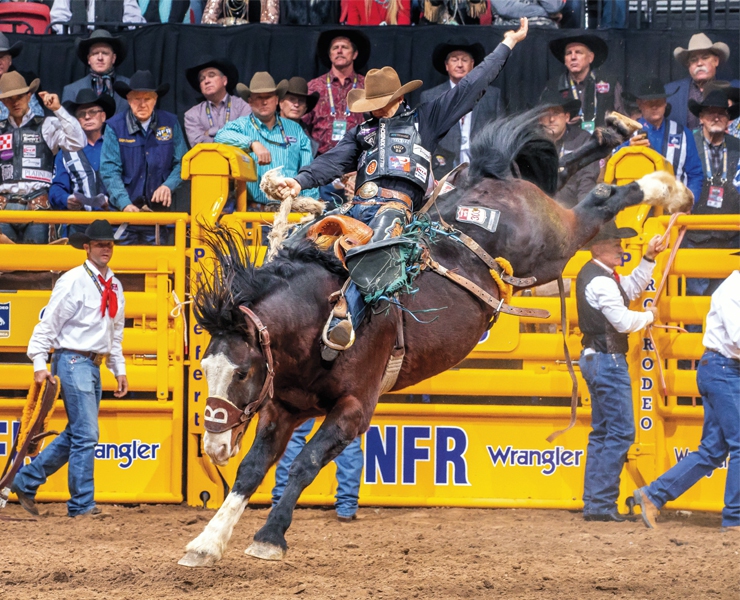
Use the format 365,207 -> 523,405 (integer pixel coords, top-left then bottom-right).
0,202 -> 49,243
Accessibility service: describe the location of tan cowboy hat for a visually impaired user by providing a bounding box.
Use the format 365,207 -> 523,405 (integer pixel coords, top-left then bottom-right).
347,67 -> 422,113
236,72 -> 289,102
0,71 -> 39,99
674,33 -> 730,66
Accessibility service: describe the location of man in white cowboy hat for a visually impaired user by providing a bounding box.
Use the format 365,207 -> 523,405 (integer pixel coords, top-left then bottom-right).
421,40 -> 504,178
665,33 -> 740,131
214,72 -> 318,208
183,57 -> 250,147
276,19 -> 529,360
100,70 -> 187,245
0,33 -> 44,123
10,219 -> 127,518
62,30 -> 132,115
0,72 -> 86,244
50,0 -> 144,34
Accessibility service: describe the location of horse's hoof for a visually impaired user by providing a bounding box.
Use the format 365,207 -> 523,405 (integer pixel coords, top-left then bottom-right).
178,551 -> 218,568
245,541 -> 285,561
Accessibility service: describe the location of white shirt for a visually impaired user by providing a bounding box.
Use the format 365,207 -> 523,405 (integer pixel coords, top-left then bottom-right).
0,106 -> 87,196
449,80 -> 472,166
27,260 -> 126,376
703,270 -> 740,360
50,0 -> 145,33
584,258 -> 656,334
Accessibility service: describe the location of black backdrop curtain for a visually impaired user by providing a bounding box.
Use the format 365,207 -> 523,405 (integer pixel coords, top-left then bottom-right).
9,25 -> 739,125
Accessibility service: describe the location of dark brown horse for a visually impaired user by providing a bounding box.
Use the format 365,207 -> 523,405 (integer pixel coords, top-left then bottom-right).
178,113 -> 691,567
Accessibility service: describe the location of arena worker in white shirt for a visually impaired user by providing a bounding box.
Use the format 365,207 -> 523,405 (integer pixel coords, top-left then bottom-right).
11,220 -> 128,518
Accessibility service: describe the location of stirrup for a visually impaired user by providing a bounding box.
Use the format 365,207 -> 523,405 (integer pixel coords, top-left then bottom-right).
321,315 -> 355,352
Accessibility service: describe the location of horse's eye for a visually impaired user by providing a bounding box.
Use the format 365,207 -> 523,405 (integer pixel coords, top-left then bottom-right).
235,370 -> 248,381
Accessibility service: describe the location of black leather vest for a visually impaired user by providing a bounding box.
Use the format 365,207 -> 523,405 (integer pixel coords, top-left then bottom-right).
576,261 -> 630,355
0,117 -> 54,186
355,110 -> 432,193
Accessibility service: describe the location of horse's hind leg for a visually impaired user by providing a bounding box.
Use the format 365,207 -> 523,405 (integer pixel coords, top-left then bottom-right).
246,395 -> 365,561
179,403 -> 298,568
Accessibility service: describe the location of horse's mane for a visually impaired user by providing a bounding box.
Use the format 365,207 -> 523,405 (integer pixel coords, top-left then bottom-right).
467,108 -> 560,195
193,223 -> 345,336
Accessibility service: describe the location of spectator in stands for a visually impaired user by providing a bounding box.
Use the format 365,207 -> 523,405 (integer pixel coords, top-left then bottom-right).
0,73 -> 86,244
420,0 -> 490,24
665,34 -> 739,131
63,30 -> 131,115
542,33 -> 623,133
214,72 -> 318,208
622,79 -> 703,204
490,0 -> 563,28
281,0 -> 340,24
0,34 -> 43,122
50,0 -> 145,34
599,0 -> 627,29
140,0 -> 189,23
577,221 -> 666,522
279,76 -> 319,156
539,89 -> 598,208
183,58 -> 250,147
202,0 -> 278,24
100,71 -> 187,244
421,41 -> 504,179
49,90 -> 114,237
343,0 -> 411,25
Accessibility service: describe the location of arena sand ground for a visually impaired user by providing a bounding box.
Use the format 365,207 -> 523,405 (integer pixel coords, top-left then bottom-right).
1,504 -> 737,599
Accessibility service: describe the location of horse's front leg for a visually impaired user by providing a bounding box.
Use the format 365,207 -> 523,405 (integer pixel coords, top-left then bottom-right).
179,402 -> 298,568
246,394 -> 367,561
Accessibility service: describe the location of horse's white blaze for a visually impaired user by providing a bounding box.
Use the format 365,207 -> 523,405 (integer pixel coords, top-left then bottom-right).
185,492 -> 247,560
201,353 -> 239,463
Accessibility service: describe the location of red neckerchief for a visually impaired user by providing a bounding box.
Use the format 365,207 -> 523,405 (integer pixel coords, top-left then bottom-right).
97,274 -> 118,318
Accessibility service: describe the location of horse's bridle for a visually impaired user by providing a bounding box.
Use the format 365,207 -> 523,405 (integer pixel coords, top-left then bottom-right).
203,306 -> 275,449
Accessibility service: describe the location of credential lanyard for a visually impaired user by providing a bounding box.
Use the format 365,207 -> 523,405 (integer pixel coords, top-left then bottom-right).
326,75 -> 357,118
206,97 -> 232,129
703,140 -> 727,184
83,262 -> 104,296
249,114 -> 289,148
569,75 -> 596,122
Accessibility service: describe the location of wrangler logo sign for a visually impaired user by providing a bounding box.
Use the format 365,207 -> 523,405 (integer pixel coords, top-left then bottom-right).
486,445 -> 584,476
94,439 -> 161,469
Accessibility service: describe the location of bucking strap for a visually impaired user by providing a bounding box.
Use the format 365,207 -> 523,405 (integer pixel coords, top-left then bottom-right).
455,231 -> 537,288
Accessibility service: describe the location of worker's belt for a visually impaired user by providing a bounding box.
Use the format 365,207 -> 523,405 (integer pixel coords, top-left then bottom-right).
354,183 -> 412,210
0,192 -> 50,211
60,349 -> 107,367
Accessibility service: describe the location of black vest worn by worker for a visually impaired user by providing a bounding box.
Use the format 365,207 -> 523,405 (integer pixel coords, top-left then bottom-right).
576,261 -> 630,355
355,110 -> 433,196
0,117 -> 54,187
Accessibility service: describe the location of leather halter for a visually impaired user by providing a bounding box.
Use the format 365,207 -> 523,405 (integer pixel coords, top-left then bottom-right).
203,306 -> 275,440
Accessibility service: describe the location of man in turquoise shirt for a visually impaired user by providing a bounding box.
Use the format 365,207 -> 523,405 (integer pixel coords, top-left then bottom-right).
214,72 -> 319,207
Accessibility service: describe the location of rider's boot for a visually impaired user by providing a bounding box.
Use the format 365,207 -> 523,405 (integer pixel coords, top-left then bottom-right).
321,294 -> 355,361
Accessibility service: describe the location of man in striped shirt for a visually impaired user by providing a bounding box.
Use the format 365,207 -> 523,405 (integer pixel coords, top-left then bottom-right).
214,72 -> 318,208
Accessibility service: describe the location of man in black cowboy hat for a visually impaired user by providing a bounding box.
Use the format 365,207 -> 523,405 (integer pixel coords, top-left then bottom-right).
0,33 -> 44,122
576,220 -> 666,522
183,58 -> 251,147
49,89 -> 116,236
538,89 -> 598,208
621,78 -> 703,204
11,219 -> 127,518
62,30 -> 131,115
100,70 -> 187,245
421,40 -> 504,178
542,33 -> 624,133
304,29 -> 370,156
279,76 -> 320,156
50,0 -> 144,34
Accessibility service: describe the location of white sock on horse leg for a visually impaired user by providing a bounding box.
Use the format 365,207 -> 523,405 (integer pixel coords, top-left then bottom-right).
185,492 -> 247,560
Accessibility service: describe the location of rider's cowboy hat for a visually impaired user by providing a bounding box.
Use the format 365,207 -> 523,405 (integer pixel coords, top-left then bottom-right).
0,71 -> 39,99
279,77 -> 319,113
185,57 -> 239,95
674,33 -> 730,67
549,34 -> 609,71
432,40 -> 485,76
347,67 -> 422,113
75,29 -> 127,66
539,88 -> 582,119
688,89 -> 740,120
63,88 -> 116,120
316,29 -> 371,71
0,32 -> 22,58
235,72 -> 289,101
114,70 -> 169,98
586,219 -> 637,247
69,219 -> 118,250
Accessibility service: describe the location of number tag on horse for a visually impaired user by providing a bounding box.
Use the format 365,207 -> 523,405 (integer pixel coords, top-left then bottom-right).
456,206 -> 500,233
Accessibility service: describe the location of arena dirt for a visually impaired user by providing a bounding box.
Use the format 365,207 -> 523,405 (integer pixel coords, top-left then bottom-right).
1,503 -> 737,599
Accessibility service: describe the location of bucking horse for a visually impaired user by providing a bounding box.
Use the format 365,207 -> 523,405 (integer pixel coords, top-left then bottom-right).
178,111 -> 692,567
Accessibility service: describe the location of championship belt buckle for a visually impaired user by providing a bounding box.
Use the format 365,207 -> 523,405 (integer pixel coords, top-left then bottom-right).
357,182 -> 379,200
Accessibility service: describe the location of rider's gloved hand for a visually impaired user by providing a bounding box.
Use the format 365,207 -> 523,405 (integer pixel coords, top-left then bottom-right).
276,178 -> 302,200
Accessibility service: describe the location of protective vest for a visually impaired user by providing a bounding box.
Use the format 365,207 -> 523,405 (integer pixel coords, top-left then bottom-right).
61,148 -> 104,198
355,110 -> 432,193
659,119 -> 689,185
105,109 -> 178,206
0,117 -> 54,186
70,0 -> 123,28
576,261 -> 630,355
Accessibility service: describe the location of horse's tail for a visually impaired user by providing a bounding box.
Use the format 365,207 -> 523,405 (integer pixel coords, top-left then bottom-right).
468,108 -> 560,195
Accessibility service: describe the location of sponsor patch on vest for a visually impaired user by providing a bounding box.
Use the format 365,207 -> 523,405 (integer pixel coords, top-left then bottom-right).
366,159 -> 378,175
23,145 -> 36,158
456,205 -> 500,233
414,164 -> 427,182
595,81 -> 610,94
155,127 -> 173,142
0,133 -> 12,151
413,144 -> 431,161
435,154 -> 446,166
1,164 -> 12,181
440,181 -> 456,194
389,156 -> 411,172
0,150 -> 11,161
22,133 -> 41,143
118,138 -> 136,143
668,134 -> 681,148
286,136 -> 297,144
22,168 -> 52,183
391,144 -> 406,154
363,132 -> 376,146
390,133 -> 410,140
22,158 -> 41,168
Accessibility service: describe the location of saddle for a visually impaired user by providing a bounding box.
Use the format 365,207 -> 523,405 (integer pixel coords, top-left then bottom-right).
306,215 -> 373,265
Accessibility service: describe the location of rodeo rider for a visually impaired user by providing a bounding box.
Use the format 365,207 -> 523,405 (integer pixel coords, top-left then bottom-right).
11,219 -> 128,518
276,19 -> 529,361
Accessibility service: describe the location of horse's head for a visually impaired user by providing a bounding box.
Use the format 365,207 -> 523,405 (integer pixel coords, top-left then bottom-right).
201,307 -> 274,466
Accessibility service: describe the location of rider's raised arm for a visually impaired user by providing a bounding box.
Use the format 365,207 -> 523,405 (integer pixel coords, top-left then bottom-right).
294,125 -> 363,191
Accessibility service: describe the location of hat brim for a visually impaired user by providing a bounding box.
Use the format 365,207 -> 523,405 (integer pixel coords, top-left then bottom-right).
688,98 -> 740,120
347,79 -> 422,113
431,42 -> 485,76
541,98 -> 582,118
0,41 -> 23,59
317,29 -> 371,71
674,42 -> 730,67
236,79 -> 289,102
587,225 -> 638,247
0,77 -> 39,100
69,232 -> 117,249
114,81 -> 169,99
63,93 -> 116,120
185,59 -> 239,95
75,35 -> 127,67
549,34 -> 609,70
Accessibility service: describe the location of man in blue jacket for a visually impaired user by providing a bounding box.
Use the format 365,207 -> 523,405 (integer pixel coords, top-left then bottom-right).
100,71 -> 187,245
